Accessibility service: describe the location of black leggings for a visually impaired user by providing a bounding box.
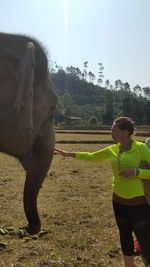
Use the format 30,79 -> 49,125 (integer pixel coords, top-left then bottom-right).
113,201 -> 150,263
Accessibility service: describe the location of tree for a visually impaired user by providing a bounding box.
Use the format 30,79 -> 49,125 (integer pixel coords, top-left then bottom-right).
102,90 -> 114,124
52,62 -> 150,126
143,100 -> 150,124
105,79 -> 110,89
51,69 -> 67,95
133,84 -> 142,96
54,100 -> 65,125
83,61 -> 88,81
110,84 -> 113,90
114,79 -> 123,90
131,95 -> 145,124
88,71 -> 95,83
53,61 -> 59,72
142,87 -> 150,99
122,96 -> 132,116
62,89 -> 73,117
122,82 -> 131,92
66,66 -> 82,79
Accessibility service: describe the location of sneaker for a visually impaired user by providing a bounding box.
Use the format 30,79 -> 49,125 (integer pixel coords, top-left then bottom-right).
134,239 -> 141,255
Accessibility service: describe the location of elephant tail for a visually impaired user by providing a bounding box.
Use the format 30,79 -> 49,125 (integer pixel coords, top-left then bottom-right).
14,42 -> 35,130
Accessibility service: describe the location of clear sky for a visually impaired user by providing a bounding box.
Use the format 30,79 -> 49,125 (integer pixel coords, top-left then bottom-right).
1,0 -> 150,88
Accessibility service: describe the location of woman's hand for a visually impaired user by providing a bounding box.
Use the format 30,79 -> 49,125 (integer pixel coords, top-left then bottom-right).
118,168 -> 137,177
119,161 -> 150,177
54,148 -> 67,156
54,148 -> 76,158
140,161 -> 150,169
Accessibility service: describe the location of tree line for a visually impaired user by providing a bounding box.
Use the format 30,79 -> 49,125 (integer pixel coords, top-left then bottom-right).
51,62 -> 150,126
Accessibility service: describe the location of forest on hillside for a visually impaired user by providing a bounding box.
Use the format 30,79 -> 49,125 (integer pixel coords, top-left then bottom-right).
51,62 -> 150,126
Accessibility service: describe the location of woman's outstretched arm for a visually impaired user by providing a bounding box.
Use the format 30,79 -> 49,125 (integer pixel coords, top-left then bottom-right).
54,148 -> 76,158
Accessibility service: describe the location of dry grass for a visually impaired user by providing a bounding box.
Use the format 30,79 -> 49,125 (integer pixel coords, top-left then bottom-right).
55,132 -> 147,143
0,133 -> 147,267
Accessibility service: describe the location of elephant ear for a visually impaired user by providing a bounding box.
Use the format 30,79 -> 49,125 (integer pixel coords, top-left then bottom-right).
14,42 -> 35,130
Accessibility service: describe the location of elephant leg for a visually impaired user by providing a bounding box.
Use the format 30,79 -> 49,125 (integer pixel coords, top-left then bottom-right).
19,132 -> 55,234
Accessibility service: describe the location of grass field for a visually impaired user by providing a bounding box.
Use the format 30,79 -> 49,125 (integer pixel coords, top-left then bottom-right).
0,131 -> 148,267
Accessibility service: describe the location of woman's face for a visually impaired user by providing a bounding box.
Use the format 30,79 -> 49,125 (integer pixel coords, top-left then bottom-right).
111,122 -> 127,143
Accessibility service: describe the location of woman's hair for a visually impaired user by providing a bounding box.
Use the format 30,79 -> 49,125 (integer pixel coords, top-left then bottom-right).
114,117 -> 134,136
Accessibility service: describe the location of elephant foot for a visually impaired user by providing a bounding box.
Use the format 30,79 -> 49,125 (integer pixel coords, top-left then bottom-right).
25,223 -> 41,235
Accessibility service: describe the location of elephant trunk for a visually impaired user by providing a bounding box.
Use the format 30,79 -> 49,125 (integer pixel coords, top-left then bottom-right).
23,173 -> 43,234
23,139 -> 55,235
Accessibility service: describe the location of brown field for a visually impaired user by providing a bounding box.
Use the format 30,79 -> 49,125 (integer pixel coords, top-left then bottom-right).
0,132 -> 148,267
55,131 -> 147,143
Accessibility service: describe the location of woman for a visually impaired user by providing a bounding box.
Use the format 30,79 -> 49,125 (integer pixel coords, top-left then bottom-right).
55,117 -> 150,267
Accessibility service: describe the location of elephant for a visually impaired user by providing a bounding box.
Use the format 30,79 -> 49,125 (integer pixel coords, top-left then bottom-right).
0,32 -> 57,234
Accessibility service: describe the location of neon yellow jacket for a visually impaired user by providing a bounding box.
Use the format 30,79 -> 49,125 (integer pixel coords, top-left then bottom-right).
75,140 -> 150,199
